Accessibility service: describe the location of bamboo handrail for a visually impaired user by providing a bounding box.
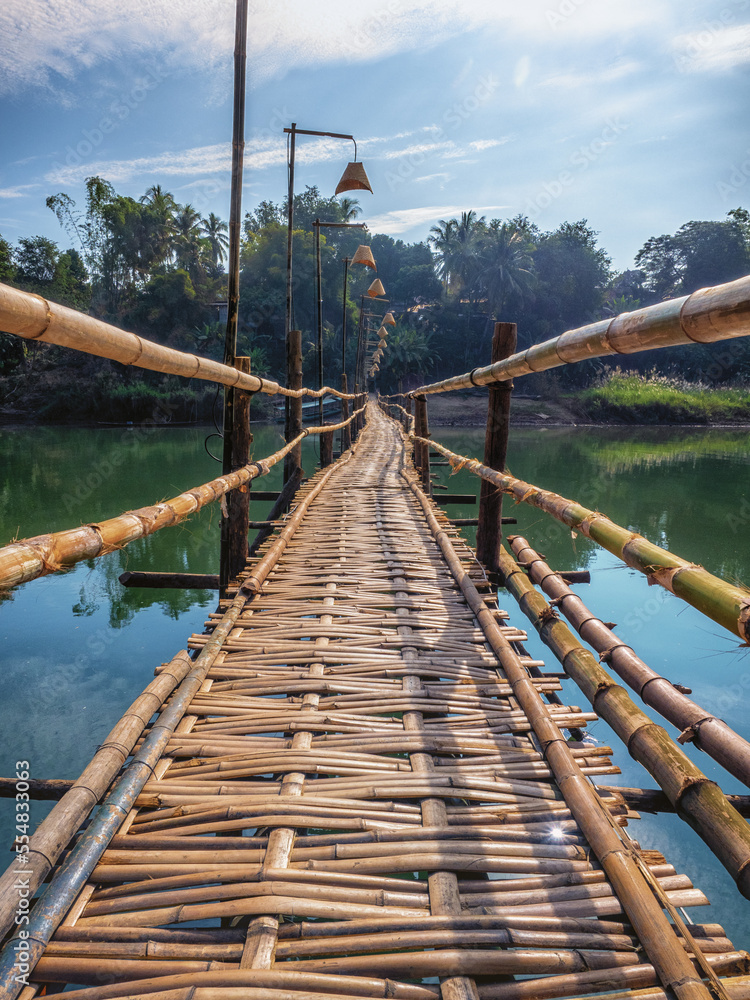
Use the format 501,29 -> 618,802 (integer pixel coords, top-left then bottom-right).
509,536 -> 750,788
409,273 -> 750,395
0,446 -> 357,998
411,434 -> 750,644
497,540 -> 750,898
401,466 -> 718,1000
0,406 -> 365,590
0,282 -> 359,399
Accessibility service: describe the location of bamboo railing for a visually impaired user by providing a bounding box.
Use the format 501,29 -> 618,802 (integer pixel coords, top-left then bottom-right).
411,435 -> 750,645
495,537 -> 750,897
0,282 -> 358,399
0,406 -> 365,590
508,536 -> 750,787
409,273 -> 750,395
0,441 -> 358,971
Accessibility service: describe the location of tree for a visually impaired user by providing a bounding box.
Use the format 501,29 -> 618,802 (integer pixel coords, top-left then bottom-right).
635,210 -> 750,299
0,234 -> 15,283
429,211 -> 485,294
15,236 -> 59,285
201,213 -> 229,272
477,221 -> 535,318
337,197 -> 361,222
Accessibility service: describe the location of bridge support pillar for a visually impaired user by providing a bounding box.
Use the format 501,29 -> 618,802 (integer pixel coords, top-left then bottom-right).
284,329 -> 303,484
340,373 -> 351,452
414,394 -> 431,495
221,355 -> 254,590
477,321 -> 516,573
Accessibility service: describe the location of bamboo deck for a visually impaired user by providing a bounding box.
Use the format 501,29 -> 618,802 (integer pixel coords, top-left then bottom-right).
11,404 -> 750,1000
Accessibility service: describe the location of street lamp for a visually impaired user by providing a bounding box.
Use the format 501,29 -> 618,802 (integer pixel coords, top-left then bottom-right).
312,220 -> 368,424
342,244 -> 376,384
284,124 -> 373,347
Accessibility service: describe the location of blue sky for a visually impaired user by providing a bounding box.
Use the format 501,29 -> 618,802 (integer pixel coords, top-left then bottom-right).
1,0 -> 749,271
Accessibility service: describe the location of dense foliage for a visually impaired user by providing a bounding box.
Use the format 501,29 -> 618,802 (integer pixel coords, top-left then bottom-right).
0,173 -> 748,419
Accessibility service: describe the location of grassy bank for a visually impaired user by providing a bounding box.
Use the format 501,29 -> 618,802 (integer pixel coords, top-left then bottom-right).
569,370 -> 750,424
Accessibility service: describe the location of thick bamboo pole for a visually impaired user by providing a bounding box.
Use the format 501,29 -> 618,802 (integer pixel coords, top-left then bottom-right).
401,469 -> 716,1000
498,541 -> 750,899
416,436 -> 750,644
221,356 -> 253,589
509,536 -> 750,787
284,328 -> 304,483
476,322 -> 516,571
0,282 -> 357,399
0,406 -> 364,590
0,450 -> 355,1000
410,273 -> 750,395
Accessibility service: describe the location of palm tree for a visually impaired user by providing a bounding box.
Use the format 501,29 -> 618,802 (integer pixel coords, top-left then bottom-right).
140,185 -> 177,268
429,211 -> 485,295
173,204 -> 204,276
201,213 -> 229,271
337,197 -> 361,223
477,222 -> 535,317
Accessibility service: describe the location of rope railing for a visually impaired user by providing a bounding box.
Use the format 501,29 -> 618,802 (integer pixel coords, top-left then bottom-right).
409,432 -> 750,645
0,282 -> 359,400
409,273 -> 750,395
0,405 -> 366,590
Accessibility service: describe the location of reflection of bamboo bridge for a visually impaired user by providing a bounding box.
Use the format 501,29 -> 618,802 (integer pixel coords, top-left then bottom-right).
3,277 -> 750,999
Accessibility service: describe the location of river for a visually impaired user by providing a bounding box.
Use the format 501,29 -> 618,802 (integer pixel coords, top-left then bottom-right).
1,421 -> 749,946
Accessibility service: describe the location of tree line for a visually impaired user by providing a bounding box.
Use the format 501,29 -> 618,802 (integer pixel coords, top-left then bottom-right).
0,174 -> 748,420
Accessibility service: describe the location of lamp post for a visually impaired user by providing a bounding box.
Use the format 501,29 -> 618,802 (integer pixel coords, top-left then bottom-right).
354,293 -> 389,393
312,221 -> 368,425
282,124 -> 372,480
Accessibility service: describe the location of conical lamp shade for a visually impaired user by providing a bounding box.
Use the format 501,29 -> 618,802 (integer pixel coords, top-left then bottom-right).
383,312 -> 396,326
378,339 -> 387,349
377,326 -> 388,338
367,278 -> 385,298
351,245 -> 376,269
336,161 -> 373,195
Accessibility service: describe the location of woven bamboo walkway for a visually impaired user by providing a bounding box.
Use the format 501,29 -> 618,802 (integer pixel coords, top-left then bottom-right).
23,405 -> 750,1000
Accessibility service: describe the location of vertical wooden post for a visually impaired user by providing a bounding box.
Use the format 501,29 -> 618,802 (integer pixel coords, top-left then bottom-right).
223,356 -> 253,588
320,429 -> 333,467
476,321 -> 517,572
403,394 -> 412,433
414,394 -> 431,495
340,373 -> 351,452
284,329 -> 303,485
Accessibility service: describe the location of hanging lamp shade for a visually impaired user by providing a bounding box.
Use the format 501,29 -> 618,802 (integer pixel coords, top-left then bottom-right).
383,312 -> 396,326
377,326 -> 388,338
378,339 -> 387,349
367,278 -> 385,298
336,161 -> 373,195
351,244 -> 376,269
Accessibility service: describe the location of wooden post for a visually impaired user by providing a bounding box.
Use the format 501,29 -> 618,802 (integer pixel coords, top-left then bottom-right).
414,394 -> 431,494
476,321 -> 516,572
340,373 -> 351,452
403,393 -> 412,433
222,356 -> 253,589
320,429 -> 333,467
283,329 -> 303,484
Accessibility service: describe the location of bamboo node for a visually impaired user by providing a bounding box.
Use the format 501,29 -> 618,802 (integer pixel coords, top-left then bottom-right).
677,717 -> 715,745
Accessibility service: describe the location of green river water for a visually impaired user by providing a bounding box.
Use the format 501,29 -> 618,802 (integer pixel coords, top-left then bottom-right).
1,421 -> 749,946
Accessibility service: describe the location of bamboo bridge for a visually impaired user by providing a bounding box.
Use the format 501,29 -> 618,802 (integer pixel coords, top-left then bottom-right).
3,273 -> 750,1000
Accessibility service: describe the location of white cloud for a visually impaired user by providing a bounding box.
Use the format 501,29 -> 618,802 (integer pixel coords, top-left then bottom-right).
0,0 -> 669,98
365,203 -> 507,235
0,185 -> 37,199
673,23 -> 750,72
540,59 -> 640,89
513,55 -> 531,88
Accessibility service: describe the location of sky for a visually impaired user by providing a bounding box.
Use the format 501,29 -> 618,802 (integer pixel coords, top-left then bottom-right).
1,0 -> 749,272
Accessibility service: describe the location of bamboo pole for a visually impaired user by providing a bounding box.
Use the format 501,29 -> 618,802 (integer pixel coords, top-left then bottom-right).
401,468 -> 717,1000
415,435 -> 750,644
0,450 -> 356,1000
509,536 -> 750,787
0,406 -> 364,590
221,355 -> 253,589
0,283 -> 358,399
410,272 -> 750,395
498,541 -> 750,898
476,322 -> 516,571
